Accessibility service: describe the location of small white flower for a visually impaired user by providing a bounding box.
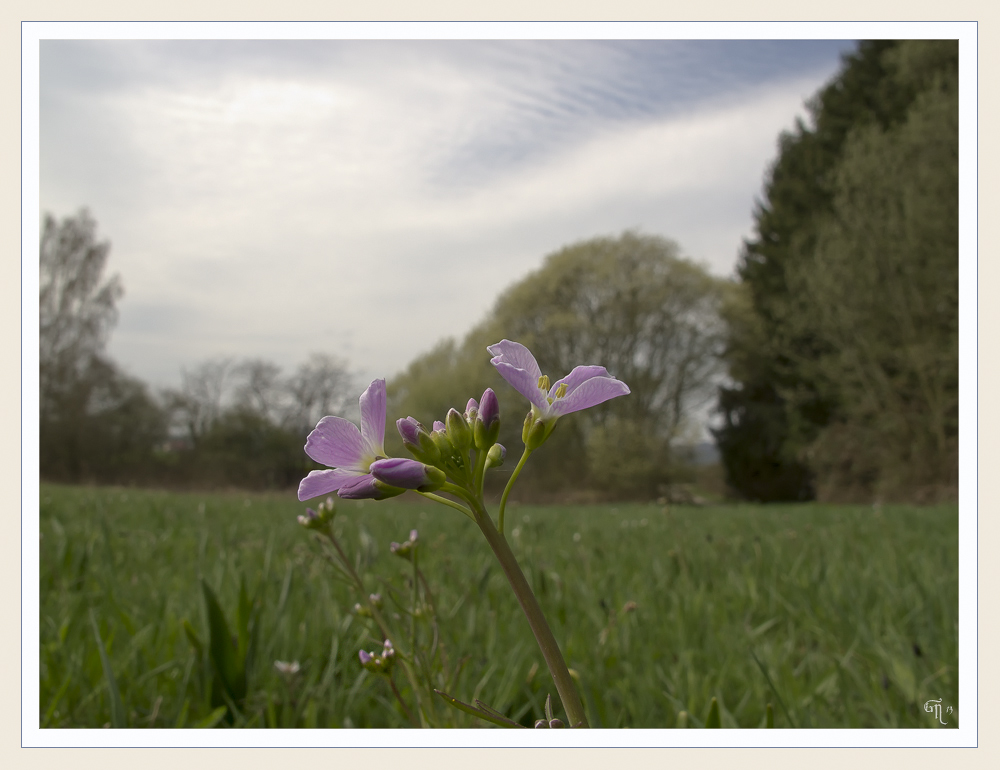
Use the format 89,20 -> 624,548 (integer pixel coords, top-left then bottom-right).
274,660 -> 301,676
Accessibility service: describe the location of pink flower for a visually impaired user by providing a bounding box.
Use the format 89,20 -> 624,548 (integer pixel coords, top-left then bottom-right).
488,340 -> 630,421
297,379 -> 388,501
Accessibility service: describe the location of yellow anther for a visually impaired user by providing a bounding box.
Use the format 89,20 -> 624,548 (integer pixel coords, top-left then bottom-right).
537,374 -> 551,392
553,382 -> 568,399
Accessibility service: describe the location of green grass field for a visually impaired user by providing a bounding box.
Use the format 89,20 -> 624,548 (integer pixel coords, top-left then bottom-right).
38,483 -> 958,729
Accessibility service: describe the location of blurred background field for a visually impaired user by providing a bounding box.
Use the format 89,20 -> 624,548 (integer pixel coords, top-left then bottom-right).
40,483 -> 958,729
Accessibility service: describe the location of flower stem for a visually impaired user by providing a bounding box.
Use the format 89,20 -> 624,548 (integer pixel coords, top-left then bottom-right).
320,528 -> 429,727
497,447 -> 532,535
470,501 -> 589,728
417,491 -> 475,520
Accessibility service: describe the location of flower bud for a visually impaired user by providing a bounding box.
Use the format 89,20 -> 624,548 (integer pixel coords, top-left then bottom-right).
475,388 -> 501,449
486,443 -> 506,469
371,458 -> 446,492
524,416 -> 552,451
390,540 -> 412,559
337,474 -> 405,501
397,417 -> 441,465
430,426 -> 455,457
390,529 -> 420,560
464,398 -> 479,423
446,407 -> 472,450
358,649 -> 374,667
297,508 -> 322,529
369,593 -> 382,609
354,602 -> 371,617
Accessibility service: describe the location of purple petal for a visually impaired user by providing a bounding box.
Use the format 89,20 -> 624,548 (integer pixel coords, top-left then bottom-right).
298,468 -> 363,501
551,365 -> 612,395
370,458 -> 433,489
492,361 -> 548,411
432,420 -> 446,433
397,416 -> 424,446
465,398 -> 479,414
550,376 -> 631,416
487,340 -> 542,381
478,388 -> 500,427
359,379 -> 387,457
337,474 -> 381,499
304,416 -> 367,470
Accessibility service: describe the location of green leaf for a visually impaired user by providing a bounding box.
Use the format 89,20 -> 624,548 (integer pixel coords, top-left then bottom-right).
89,609 -> 126,728
705,697 -> 721,729
182,619 -> 203,656
434,689 -> 526,728
193,705 -> 229,729
201,579 -> 246,704
236,575 -> 251,663
174,699 -> 190,729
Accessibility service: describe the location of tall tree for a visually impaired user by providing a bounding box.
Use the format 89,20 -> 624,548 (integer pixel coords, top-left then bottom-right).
39,210 -> 165,481
715,40 -> 958,502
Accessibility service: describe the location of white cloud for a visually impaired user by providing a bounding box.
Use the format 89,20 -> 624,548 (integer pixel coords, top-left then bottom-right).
40,43 -> 839,389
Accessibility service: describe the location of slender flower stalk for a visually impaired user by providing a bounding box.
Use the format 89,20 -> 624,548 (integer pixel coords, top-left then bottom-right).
468,497 -> 589,728
497,447 -> 532,535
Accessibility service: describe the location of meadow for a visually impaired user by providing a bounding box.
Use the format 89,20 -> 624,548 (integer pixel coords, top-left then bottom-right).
38,483 -> 958,729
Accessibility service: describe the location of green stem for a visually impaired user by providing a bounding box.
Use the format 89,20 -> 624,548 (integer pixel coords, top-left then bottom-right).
470,501 -> 589,728
322,530 -> 430,727
497,447 -> 532,535
411,545 -> 419,662
473,446 -> 488,498
417,491 -> 475,521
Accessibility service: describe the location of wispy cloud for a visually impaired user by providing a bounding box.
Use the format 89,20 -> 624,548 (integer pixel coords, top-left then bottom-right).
40,39 -> 854,387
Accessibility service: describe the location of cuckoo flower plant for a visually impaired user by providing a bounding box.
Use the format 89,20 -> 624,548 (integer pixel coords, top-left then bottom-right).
294,344 -> 631,729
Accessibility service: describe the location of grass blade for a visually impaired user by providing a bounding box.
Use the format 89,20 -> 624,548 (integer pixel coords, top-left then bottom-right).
89,609 -> 126,728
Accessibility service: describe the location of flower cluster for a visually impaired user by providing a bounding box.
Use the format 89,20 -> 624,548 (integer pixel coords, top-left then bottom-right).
353,593 -> 382,618
297,340 -> 629,507
358,639 -> 396,674
297,496 -> 336,529
389,529 -> 419,560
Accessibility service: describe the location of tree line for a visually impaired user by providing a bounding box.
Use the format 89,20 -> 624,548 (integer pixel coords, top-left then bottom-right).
39,210 -> 353,488
38,40 -> 958,503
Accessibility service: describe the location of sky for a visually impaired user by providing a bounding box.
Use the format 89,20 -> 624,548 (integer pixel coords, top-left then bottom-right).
39,38 -> 858,390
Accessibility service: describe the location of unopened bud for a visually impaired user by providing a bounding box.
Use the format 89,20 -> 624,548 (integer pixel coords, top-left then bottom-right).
371,458 -> 445,492
397,417 -> 441,465
430,427 -> 455,457
486,443 -> 506,469
524,416 -> 552,451
464,398 -> 479,423
446,407 -> 472,450
337,474 -> 406,501
475,388 -> 501,449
